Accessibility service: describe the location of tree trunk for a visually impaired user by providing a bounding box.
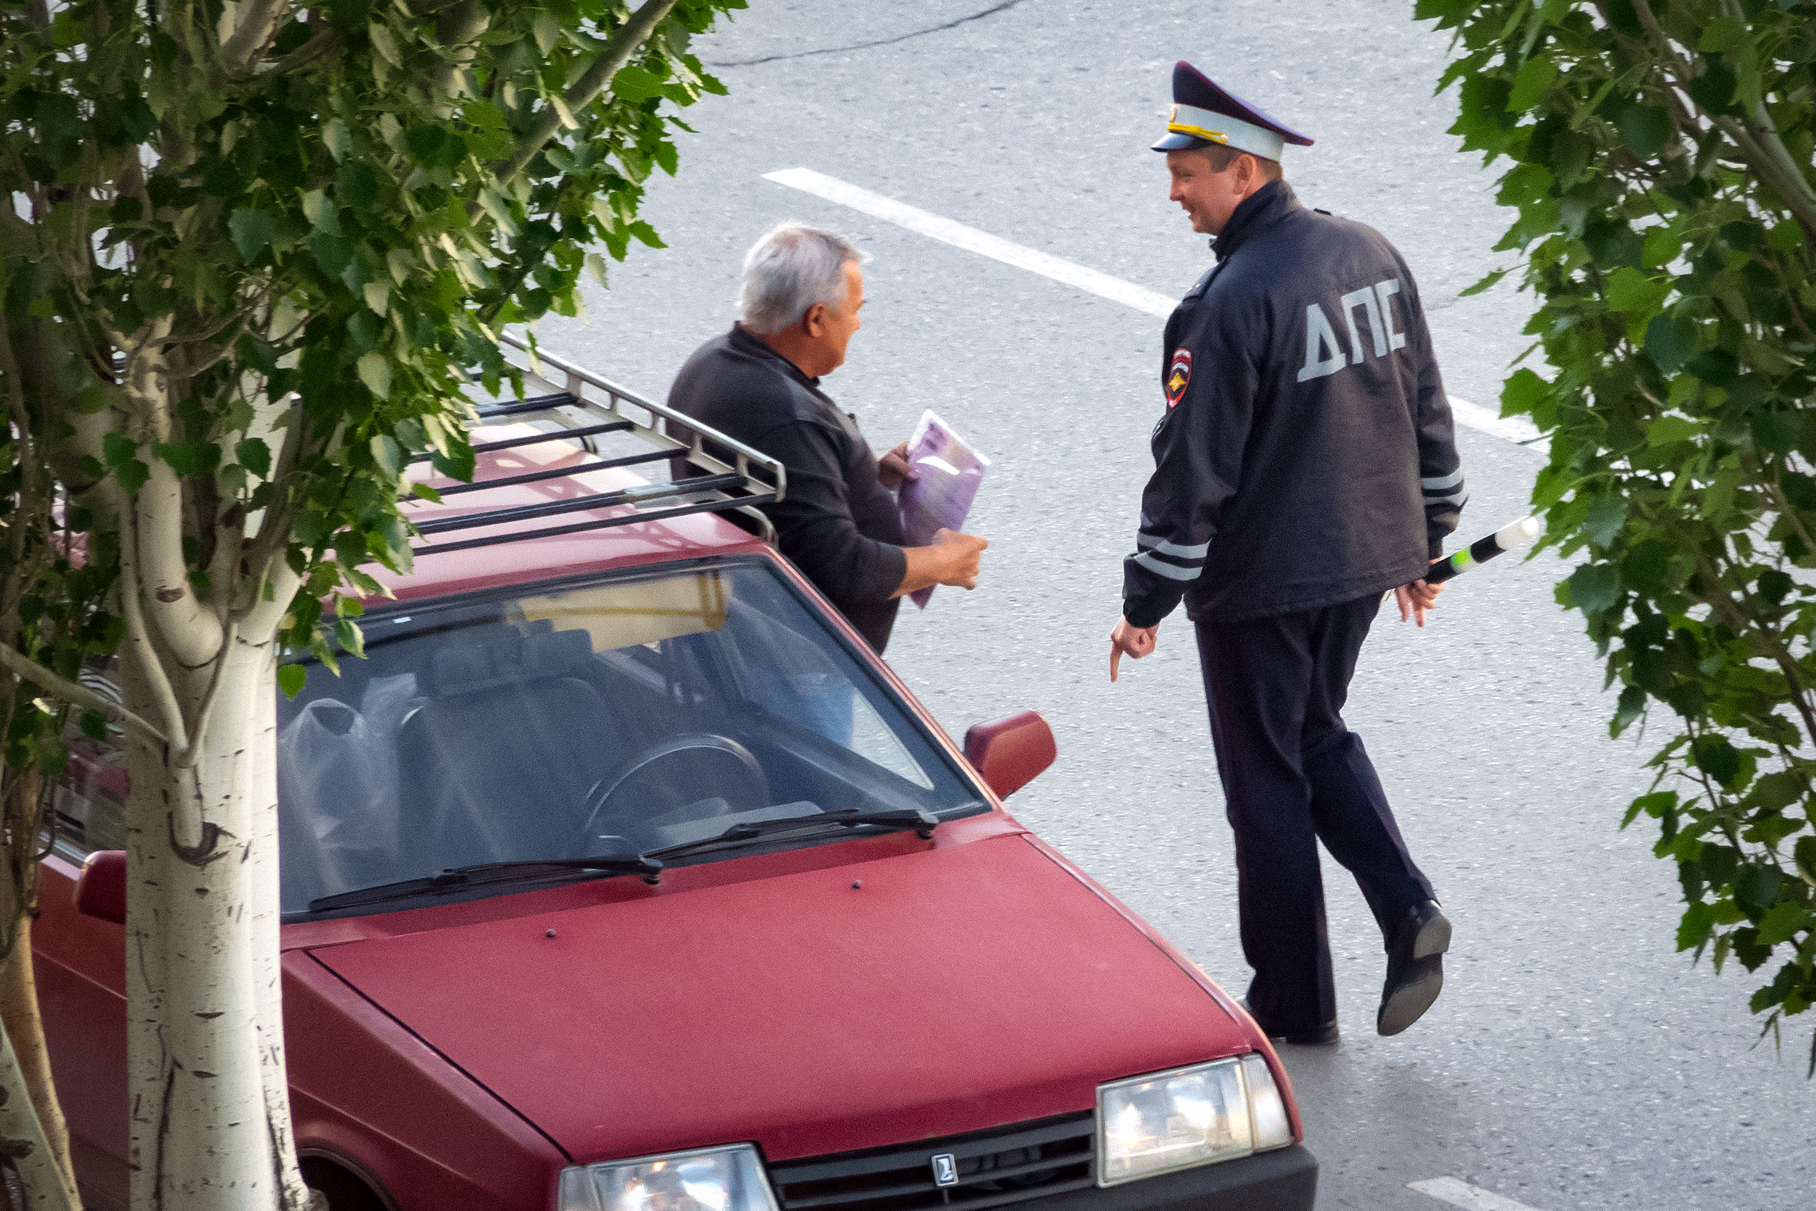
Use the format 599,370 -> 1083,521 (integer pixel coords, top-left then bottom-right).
123,634 -> 312,1211
0,925 -> 76,1208
0,1010 -> 77,1211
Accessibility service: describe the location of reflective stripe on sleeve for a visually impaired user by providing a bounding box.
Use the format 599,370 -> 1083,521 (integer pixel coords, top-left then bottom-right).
1420,469 -> 1464,491
1133,551 -> 1203,581
1136,534 -> 1211,559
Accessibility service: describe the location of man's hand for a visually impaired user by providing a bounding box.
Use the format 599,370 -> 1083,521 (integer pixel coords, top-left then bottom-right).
1109,618 -> 1158,682
896,527 -> 988,596
877,441 -> 917,489
1394,573 -> 1445,627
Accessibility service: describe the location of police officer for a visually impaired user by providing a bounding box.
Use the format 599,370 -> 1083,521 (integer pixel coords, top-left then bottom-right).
1108,63 -> 1463,1044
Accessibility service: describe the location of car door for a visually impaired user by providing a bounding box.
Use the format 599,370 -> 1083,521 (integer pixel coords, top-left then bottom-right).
35,730 -> 131,1204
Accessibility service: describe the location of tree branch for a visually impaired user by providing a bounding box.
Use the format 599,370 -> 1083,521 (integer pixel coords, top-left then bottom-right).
115,487 -> 192,754
122,342 -> 224,667
494,0 -> 679,183
0,645 -> 168,746
220,0 -> 295,75
1630,0 -> 1816,236
265,26 -> 339,76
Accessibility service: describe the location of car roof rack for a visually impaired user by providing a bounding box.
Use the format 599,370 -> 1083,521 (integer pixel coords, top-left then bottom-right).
408,333 -> 787,556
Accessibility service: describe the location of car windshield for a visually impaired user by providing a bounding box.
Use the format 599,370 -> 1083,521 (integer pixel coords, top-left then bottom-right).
275,558 -> 983,915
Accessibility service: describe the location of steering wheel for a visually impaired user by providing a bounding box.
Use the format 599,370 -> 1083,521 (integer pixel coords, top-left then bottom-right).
575,734 -> 769,853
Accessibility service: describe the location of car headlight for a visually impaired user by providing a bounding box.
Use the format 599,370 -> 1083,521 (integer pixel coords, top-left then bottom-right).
1096,1055 -> 1295,1186
556,1144 -> 779,1211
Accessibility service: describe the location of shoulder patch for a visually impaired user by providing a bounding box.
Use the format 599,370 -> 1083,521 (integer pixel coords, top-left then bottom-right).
1165,349 -> 1193,408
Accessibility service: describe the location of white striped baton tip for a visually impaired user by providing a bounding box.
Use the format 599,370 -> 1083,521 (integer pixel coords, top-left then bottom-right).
763,167 -> 1547,448
1410,1176 -> 1548,1211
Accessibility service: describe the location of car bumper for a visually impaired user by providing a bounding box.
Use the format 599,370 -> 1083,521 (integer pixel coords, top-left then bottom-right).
1041,1146 -> 1317,1211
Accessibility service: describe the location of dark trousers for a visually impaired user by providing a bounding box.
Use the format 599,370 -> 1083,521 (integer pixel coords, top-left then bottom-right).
1194,594 -> 1434,1031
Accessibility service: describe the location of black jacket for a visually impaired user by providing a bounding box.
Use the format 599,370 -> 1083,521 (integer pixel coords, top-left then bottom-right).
669,326 -> 907,652
1122,182 -> 1465,628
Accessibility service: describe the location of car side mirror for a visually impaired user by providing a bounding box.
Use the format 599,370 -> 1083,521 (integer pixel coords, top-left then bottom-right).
963,711 -> 1057,800
74,850 -> 126,925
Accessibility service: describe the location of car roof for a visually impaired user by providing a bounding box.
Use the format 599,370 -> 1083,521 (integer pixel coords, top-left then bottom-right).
367,422 -> 770,607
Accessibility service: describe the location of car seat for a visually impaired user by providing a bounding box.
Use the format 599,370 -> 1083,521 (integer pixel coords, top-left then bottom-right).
395,628 -> 618,873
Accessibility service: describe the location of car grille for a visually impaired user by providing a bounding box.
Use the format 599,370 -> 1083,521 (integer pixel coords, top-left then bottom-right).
767,1111 -> 1097,1211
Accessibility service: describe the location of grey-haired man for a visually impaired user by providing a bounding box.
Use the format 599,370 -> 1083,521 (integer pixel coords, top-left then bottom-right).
668,221 -> 987,655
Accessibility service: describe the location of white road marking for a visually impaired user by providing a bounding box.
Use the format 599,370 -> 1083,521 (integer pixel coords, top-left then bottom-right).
763,167 -> 1545,447
763,167 -> 1179,317
1448,396 -> 1542,445
1410,1176 -> 1548,1211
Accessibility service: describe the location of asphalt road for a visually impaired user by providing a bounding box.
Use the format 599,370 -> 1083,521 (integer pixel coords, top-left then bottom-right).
534,3 -> 1814,1208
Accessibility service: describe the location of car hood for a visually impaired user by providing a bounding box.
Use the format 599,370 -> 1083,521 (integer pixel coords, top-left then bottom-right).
311,833 -> 1245,1163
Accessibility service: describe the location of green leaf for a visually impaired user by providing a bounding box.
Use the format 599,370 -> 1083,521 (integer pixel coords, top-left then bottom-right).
1755,900 -> 1808,947
369,434 -> 403,475
1677,901 -> 1716,951
153,442 -> 204,475
1644,314 -> 1698,374
1568,563 -> 1621,615
1751,410 -> 1802,455
229,208 -> 276,260
1735,864 -> 1785,912
102,432 -> 137,468
334,617 -> 367,660
236,438 -> 271,478
628,221 -> 666,249
1605,266 -> 1671,314
1501,367 -> 1551,416
277,663 -> 308,699
611,65 -> 667,102
1612,684 -> 1646,737
337,161 -> 380,209
1641,225 -> 1681,268
311,232 -> 353,278
1693,737 -> 1742,788
1617,104 -> 1673,159
1647,415 -> 1700,447
357,352 -> 392,399
302,189 -> 341,235
369,22 -> 402,67
1585,495 -> 1626,547
531,12 -> 561,55
1507,57 -> 1558,113
1459,267 -> 1509,298
115,458 -> 149,494
1795,837 -> 1816,886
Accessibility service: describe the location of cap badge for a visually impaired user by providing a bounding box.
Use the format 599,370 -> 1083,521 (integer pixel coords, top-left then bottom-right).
1166,349 -> 1192,408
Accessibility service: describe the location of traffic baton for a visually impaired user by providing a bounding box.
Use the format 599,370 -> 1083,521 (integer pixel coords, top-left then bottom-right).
1424,516 -> 1540,585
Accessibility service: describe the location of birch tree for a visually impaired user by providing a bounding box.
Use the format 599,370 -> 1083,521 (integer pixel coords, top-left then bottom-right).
0,337 -> 118,1208
1418,0 -> 1816,1070
0,0 -> 743,1207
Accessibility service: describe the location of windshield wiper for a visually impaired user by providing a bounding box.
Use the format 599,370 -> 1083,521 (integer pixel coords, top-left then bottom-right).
644,808 -> 940,862
307,848 -> 663,913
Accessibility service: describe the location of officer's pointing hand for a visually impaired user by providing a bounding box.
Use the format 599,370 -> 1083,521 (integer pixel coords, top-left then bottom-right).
1109,618 -> 1158,682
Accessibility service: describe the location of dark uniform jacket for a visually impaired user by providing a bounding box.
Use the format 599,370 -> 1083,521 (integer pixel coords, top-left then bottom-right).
1122,181 -> 1465,628
669,325 -> 907,652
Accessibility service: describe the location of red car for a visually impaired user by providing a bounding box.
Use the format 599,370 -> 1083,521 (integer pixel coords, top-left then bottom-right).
38,342 -> 1317,1211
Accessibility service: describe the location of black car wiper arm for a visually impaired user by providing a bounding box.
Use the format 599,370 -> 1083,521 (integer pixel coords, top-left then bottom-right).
307,851 -> 663,913
644,808 -> 939,862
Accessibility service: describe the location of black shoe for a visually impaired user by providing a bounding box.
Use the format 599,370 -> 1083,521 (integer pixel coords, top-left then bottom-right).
1378,900 -> 1450,1036
1240,997 -> 1339,1046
